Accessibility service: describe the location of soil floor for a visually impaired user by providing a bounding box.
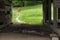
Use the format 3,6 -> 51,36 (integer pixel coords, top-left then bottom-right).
0,33 -> 51,40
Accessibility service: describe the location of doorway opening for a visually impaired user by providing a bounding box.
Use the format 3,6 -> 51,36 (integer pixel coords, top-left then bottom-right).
12,1 -> 43,25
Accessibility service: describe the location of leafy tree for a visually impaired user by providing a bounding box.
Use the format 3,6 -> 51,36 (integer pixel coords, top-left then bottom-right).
12,0 -> 42,7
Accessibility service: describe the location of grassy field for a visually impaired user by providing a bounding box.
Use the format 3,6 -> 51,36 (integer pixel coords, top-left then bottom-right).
12,4 -> 53,24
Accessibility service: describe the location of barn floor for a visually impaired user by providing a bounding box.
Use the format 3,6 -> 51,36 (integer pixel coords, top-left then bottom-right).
0,33 -> 50,40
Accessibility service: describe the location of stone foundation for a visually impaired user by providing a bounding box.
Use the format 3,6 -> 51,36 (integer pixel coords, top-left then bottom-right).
0,0 -> 12,28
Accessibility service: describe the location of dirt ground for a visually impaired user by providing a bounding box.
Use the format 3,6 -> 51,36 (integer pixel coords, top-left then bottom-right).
0,33 -> 51,40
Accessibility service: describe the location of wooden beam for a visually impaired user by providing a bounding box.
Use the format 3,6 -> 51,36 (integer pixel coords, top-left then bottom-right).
43,0 -> 51,25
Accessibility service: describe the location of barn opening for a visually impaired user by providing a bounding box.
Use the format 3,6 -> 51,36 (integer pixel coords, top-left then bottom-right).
12,1 -> 43,25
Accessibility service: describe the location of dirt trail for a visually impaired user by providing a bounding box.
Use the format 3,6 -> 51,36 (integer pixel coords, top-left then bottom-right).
16,17 -> 26,24
15,8 -> 26,24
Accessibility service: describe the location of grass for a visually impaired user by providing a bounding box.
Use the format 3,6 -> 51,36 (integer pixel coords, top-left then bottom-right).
12,4 -> 53,24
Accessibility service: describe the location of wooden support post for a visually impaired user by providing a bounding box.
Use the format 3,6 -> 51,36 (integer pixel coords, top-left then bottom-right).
43,0 -> 51,25
53,0 -> 57,28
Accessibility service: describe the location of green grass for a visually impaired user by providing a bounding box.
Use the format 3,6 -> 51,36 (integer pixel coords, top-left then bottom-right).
12,4 -> 53,24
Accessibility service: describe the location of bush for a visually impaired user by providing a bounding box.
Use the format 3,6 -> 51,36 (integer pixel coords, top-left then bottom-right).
12,1 -> 22,7
12,0 -> 42,7
24,1 -> 42,6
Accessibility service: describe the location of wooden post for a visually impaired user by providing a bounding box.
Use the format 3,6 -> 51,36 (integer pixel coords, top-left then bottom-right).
43,0 -> 51,25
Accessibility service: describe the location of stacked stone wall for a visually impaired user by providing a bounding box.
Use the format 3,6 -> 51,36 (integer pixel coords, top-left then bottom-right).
0,0 -> 12,28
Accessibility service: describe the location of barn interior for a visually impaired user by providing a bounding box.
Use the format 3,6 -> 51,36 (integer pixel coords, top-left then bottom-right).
0,0 -> 60,40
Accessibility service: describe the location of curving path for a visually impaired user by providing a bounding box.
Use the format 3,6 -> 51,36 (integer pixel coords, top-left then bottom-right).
15,9 -> 26,24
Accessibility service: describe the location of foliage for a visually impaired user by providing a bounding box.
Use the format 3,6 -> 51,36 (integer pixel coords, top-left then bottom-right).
12,0 -> 42,7
12,1 -> 22,7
